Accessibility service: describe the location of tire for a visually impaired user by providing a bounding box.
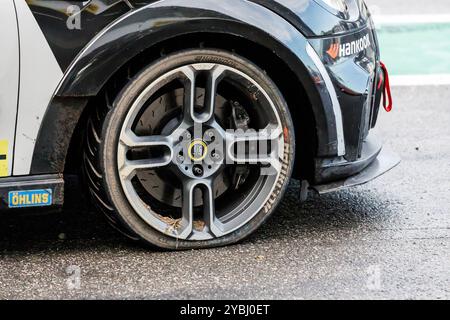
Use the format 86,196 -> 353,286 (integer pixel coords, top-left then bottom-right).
83,49 -> 295,250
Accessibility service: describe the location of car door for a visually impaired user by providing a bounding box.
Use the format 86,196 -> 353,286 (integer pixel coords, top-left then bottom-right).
12,0 -> 64,176
0,0 -> 20,178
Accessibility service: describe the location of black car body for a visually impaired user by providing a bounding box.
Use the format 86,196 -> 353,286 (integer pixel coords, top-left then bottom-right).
0,0 -> 398,249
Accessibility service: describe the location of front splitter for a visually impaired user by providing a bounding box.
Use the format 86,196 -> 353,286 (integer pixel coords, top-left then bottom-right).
312,147 -> 401,194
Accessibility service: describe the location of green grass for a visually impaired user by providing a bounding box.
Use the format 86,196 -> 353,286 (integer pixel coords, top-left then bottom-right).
377,23 -> 450,75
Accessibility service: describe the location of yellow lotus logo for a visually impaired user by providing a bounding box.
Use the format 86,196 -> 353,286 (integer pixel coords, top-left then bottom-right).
188,140 -> 208,162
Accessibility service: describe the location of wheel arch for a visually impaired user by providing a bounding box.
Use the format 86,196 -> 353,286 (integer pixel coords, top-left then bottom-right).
64,33 -> 318,181
32,1 -> 340,181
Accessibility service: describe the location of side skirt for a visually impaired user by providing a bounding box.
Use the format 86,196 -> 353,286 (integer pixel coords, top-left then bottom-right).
0,174 -> 64,211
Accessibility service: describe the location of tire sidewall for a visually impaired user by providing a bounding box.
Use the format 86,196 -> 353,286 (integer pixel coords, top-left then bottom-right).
101,49 -> 295,250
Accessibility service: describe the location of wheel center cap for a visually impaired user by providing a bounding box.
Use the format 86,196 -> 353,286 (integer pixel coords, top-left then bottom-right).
188,139 -> 208,162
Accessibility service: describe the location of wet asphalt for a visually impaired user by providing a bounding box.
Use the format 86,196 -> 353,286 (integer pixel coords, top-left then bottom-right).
0,85 -> 449,300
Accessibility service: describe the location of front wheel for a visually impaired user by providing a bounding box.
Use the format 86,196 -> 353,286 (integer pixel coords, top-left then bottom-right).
84,49 -> 295,250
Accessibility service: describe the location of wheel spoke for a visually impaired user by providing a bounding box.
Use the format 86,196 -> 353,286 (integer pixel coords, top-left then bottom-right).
118,130 -> 174,180
202,179 -> 223,237
203,66 -> 226,123
180,65 -> 226,124
119,157 -> 172,180
225,125 -> 283,172
178,179 -> 223,240
120,129 -> 172,149
178,180 -> 196,239
180,66 -> 197,125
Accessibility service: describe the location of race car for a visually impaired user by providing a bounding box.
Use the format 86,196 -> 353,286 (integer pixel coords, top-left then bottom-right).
0,0 -> 399,249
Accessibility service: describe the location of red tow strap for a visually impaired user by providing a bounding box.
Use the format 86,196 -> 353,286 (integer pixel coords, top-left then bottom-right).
380,62 -> 393,112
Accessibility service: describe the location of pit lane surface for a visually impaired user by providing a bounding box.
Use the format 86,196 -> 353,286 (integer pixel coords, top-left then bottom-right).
0,85 -> 449,299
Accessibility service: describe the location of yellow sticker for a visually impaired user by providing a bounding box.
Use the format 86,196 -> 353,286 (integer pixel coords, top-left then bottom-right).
188,139 -> 208,162
0,140 -> 8,177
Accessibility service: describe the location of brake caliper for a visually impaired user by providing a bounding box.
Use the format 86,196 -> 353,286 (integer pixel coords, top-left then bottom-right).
230,101 -> 251,190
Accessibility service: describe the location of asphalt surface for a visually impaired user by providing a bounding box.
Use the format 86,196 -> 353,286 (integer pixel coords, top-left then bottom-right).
0,85 -> 449,300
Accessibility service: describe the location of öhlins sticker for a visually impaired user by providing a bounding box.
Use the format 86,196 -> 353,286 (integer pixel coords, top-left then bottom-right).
8,190 -> 53,208
0,140 -> 8,177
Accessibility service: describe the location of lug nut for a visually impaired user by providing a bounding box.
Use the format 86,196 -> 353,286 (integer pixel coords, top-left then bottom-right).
212,150 -> 221,161
193,165 -> 204,177
206,130 -> 215,143
177,150 -> 185,163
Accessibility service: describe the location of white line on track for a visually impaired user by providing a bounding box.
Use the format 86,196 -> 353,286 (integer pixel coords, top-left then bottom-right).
373,14 -> 450,25
390,74 -> 450,86
370,14 -> 450,86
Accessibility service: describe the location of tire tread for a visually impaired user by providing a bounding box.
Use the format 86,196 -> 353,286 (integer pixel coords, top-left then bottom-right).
82,90 -> 139,240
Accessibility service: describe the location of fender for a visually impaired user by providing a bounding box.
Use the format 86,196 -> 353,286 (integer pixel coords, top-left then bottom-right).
248,0 -> 370,37
32,0 -> 343,174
